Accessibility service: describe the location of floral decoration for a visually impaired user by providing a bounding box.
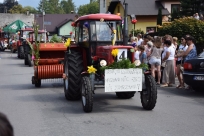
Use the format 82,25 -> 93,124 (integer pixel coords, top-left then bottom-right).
131,19 -> 137,24
87,65 -> 97,74
111,49 -> 118,58
64,38 -> 71,48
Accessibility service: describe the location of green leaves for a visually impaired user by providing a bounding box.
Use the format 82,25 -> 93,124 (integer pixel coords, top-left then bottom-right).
100,59 -> 148,72
50,34 -> 62,43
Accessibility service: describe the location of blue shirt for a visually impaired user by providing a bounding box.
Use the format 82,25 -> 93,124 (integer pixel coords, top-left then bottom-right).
184,44 -> 197,62
140,52 -> 147,64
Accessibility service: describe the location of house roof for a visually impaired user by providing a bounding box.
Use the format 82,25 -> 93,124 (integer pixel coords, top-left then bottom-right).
34,14 -> 76,32
108,0 -> 170,16
56,19 -> 73,28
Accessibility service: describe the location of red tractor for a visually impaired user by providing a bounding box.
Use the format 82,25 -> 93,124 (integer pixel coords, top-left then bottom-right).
12,27 -> 33,59
63,13 -> 157,113
0,30 -> 9,51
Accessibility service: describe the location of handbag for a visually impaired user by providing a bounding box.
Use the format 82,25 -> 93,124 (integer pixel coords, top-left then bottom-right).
161,61 -> 166,68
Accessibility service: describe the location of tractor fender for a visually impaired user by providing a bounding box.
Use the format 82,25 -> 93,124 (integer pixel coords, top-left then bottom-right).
81,71 -> 89,77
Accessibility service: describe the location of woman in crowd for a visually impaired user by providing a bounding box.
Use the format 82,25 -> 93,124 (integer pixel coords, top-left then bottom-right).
176,35 -> 197,89
161,35 -> 175,87
175,36 -> 188,88
172,37 -> 178,51
148,36 -> 163,85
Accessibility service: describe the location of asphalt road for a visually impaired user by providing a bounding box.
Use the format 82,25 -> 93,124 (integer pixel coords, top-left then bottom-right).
0,50 -> 204,136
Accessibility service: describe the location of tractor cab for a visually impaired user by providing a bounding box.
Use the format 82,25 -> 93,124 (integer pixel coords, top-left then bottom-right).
73,14 -> 134,66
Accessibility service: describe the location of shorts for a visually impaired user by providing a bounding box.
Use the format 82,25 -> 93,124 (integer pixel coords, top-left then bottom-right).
149,57 -> 161,66
176,60 -> 183,65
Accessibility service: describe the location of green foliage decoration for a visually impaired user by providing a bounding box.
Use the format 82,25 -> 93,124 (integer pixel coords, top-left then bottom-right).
26,22 -> 40,66
157,17 -> 204,53
50,34 -> 62,43
100,59 -> 148,73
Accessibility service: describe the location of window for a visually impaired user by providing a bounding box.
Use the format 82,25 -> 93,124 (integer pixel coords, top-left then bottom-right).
171,4 -> 180,13
103,0 -> 105,8
146,27 -> 156,34
44,21 -> 51,25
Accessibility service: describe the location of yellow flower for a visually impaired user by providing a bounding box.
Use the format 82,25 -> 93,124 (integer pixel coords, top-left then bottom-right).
111,49 -> 118,57
64,38 -> 71,47
87,65 -> 97,74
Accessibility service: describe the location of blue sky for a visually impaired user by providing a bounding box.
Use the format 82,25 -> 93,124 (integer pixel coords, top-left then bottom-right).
0,0 -> 90,9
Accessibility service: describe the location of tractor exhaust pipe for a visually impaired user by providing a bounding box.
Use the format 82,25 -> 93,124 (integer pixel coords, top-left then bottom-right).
123,1 -> 128,45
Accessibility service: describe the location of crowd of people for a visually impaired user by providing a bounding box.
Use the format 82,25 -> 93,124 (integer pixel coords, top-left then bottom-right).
129,33 -> 198,89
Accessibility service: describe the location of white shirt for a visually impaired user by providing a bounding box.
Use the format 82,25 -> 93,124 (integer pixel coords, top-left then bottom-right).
177,44 -> 188,61
166,45 -> 175,60
137,39 -> 143,46
134,51 -> 140,60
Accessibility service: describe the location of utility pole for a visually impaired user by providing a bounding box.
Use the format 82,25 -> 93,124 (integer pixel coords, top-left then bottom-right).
123,0 -> 128,45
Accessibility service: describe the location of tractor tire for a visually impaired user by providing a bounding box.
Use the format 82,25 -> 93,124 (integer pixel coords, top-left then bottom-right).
19,46 -> 24,59
27,54 -> 33,67
17,46 -> 20,58
141,75 -> 157,110
24,55 -> 28,65
64,51 -> 83,100
81,76 -> 93,113
116,92 -> 136,99
35,79 -> 41,87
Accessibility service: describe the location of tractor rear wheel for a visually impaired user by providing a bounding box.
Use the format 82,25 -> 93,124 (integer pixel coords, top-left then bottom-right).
19,46 -> 24,59
64,51 -> 83,100
81,76 -> 93,112
17,46 -> 20,58
116,92 -> 136,99
141,75 -> 157,110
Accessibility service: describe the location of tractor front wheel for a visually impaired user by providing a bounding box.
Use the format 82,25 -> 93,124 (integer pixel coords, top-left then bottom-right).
141,75 -> 157,110
27,54 -> 33,67
63,51 -> 83,100
35,79 -> 41,87
81,76 -> 93,113
116,92 -> 136,99
19,46 -> 24,59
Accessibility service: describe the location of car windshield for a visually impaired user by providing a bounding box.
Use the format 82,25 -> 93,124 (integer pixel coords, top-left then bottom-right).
198,52 -> 204,58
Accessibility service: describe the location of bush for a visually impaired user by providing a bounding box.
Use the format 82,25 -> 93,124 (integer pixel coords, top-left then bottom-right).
157,17 -> 204,53
130,29 -> 144,37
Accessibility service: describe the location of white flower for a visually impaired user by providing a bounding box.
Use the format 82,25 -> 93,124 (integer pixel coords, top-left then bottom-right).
134,60 -> 141,66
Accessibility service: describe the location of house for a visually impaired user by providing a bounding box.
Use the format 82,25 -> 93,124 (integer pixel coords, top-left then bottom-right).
100,0 -> 180,34
34,14 -> 77,36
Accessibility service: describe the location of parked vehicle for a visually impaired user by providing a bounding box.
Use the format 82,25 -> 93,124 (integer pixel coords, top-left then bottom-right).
62,13 -> 157,113
183,51 -> 204,91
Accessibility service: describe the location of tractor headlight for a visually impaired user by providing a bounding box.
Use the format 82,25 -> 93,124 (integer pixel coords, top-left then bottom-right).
100,60 -> 107,67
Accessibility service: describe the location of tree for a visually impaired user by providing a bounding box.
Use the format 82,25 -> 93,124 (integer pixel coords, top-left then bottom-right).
8,4 -> 24,13
157,8 -> 162,25
23,6 -> 38,14
0,0 -> 18,13
77,0 -> 99,16
180,0 -> 204,17
60,0 -> 76,13
37,0 -> 76,14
